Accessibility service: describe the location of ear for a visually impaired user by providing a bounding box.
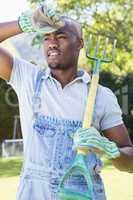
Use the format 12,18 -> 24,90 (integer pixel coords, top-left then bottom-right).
77,38 -> 84,50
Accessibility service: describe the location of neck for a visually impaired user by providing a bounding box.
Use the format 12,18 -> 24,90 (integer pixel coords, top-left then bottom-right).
50,67 -> 78,88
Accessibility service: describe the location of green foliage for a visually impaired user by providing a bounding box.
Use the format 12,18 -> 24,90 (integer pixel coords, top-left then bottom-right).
28,0 -> 43,5
0,79 -> 20,141
100,71 -> 133,141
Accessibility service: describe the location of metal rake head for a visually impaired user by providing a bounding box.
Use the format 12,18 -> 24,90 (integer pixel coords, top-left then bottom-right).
86,34 -> 117,63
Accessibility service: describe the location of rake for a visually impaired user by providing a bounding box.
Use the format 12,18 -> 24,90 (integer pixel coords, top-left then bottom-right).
57,34 -> 117,200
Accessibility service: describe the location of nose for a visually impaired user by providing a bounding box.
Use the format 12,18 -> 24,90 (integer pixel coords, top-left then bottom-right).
48,42 -> 58,49
47,35 -> 59,49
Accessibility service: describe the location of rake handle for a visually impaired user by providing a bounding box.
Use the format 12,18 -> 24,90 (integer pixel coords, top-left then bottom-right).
77,74 -> 99,155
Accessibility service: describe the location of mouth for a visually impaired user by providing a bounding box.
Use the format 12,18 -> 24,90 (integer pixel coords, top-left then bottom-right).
48,50 -> 61,58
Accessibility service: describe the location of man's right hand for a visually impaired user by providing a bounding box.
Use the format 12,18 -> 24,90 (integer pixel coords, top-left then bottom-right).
18,4 -> 65,34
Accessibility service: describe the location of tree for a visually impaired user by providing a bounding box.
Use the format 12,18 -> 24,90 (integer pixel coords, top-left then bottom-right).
0,79 -> 20,141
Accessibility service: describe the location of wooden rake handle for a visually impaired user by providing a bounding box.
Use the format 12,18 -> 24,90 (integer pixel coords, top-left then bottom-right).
77,73 -> 99,155
83,74 -> 99,128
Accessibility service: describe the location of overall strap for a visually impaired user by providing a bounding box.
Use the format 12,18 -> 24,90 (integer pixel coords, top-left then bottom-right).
32,70 -> 45,116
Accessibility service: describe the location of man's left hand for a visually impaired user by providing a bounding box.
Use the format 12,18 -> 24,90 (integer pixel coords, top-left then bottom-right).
73,127 -> 120,159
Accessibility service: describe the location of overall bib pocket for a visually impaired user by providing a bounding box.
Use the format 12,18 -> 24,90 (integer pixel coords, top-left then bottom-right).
30,115 -> 81,171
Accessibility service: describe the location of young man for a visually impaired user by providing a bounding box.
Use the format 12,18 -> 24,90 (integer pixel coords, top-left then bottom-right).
0,5 -> 133,200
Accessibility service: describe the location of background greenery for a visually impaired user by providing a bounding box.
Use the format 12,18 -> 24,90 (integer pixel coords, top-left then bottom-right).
0,0 -> 133,141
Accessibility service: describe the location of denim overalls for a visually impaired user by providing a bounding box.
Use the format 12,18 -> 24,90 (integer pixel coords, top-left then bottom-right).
16,70 -> 106,200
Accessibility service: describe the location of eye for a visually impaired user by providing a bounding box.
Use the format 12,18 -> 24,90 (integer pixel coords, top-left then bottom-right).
43,36 -> 49,41
57,34 -> 67,39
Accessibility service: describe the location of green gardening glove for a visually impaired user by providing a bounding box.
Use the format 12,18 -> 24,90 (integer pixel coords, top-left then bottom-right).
73,127 -> 120,159
18,4 -> 64,34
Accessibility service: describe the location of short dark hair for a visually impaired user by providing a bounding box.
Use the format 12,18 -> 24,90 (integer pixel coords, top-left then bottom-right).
61,16 -> 83,39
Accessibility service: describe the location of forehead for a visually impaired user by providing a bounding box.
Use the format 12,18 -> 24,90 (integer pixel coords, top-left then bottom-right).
45,24 -> 79,38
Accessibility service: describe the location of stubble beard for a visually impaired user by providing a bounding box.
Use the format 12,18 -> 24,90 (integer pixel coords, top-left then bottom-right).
48,62 -> 73,70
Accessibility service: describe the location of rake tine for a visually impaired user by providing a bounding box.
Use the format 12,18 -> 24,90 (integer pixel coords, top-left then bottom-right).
86,34 -> 117,63
112,39 -> 117,60
86,34 -> 92,56
94,35 -> 101,57
102,37 -> 109,60
102,38 -> 117,63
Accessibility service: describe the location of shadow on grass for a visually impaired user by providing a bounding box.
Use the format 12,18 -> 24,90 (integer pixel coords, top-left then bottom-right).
0,157 -> 23,178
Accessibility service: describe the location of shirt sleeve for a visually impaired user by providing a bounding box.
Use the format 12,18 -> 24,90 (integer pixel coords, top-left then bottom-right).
7,57 -> 40,96
99,86 -> 123,131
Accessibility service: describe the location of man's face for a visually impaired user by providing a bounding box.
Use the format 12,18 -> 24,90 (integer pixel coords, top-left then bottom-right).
43,26 -> 83,70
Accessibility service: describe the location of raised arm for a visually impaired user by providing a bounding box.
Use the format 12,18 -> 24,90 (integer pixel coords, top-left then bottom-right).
0,21 -> 22,81
0,6 -> 64,81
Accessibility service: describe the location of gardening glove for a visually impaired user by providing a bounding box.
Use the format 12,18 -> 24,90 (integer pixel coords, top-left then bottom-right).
18,4 -> 64,34
73,127 -> 120,159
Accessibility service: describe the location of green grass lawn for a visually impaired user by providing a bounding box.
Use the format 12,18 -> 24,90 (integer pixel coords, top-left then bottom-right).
0,157 -> 133,200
